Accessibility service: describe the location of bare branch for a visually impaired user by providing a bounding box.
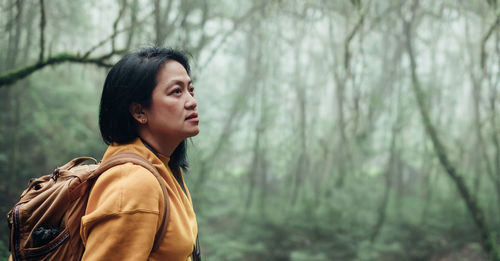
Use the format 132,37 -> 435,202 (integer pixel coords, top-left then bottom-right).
83,28 -> 128,59
0,50 -> 126,88
84,13 -> 150,59
199,3 -> 268,71
0,0 -> 146,87
344,0 -> 370,72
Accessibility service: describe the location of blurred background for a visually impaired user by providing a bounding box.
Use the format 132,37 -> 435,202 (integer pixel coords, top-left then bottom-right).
1,0 -> 500,260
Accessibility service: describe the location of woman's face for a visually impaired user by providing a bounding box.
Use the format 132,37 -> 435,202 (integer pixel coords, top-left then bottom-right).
143,60 -> 199,142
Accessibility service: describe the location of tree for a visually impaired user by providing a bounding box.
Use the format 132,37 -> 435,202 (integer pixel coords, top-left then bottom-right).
404,0 -> 500,258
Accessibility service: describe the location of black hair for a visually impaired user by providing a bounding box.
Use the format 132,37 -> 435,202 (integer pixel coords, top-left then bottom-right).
99,46 -> 191,170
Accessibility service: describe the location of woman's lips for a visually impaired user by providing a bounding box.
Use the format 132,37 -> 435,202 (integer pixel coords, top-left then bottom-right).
185,113 -> 199,123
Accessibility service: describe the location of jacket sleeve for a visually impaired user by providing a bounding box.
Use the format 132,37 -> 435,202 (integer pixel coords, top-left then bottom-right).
80,163 -> 165,260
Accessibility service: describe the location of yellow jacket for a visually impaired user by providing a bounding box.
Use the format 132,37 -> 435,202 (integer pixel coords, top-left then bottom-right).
80,138 -> 198,260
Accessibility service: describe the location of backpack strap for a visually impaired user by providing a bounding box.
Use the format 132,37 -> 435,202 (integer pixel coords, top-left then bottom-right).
89,151 -> 170,252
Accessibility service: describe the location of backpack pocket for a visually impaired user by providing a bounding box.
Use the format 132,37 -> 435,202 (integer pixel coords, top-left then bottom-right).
22,227 -> 70,259
11,204 -> 70,260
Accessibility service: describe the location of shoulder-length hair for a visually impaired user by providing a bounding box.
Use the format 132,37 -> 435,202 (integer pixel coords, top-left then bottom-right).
99,47 -> 191,170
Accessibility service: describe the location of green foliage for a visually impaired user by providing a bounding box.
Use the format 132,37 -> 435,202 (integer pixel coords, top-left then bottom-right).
0,241 -> 9,261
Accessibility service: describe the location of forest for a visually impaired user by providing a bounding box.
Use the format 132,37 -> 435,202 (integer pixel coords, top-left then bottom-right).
1,0 -> 500,260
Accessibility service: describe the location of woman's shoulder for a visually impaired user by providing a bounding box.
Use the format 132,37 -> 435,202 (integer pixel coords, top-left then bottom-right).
103,162 -> 161,189
88,162 -> 163,214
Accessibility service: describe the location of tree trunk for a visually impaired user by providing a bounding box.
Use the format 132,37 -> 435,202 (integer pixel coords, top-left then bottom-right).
5,0 -> 24,195
370,125 -> 397,242
290,12 -> 309,206
6,0 -> 24,70
404,2 -> 500,258
245,125 -> 260,210
154,0 -> 173,46
328,5 -> 366,188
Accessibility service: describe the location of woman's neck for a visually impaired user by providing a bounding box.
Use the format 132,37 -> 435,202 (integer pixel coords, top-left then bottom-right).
138,133 -> 180,157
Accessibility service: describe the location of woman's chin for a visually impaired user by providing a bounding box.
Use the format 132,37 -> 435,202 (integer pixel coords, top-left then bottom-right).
185,128 -> 200,138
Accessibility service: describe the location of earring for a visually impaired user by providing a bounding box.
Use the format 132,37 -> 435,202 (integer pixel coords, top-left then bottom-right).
142,118 -> 146,123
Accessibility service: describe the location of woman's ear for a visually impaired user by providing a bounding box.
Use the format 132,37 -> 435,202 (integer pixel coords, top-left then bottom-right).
130,102 -> 147,124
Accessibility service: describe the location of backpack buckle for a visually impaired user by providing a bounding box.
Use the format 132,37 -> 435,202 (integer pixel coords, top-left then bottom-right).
52,168 -> 61,181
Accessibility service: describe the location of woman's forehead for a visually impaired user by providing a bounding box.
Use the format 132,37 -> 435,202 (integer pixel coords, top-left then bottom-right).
157,61 -> 191,83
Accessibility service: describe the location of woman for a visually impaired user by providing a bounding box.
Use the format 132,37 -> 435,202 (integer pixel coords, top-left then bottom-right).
80,47 -> 200,260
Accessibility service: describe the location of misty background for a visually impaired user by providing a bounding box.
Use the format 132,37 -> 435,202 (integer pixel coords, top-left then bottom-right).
1,0 -> 500,260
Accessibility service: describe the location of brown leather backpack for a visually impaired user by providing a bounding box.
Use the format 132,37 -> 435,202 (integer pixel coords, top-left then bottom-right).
7,152 -> 170,261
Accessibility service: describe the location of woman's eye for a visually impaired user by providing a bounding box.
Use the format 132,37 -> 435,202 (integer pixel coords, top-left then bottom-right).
172,88 -> 182,94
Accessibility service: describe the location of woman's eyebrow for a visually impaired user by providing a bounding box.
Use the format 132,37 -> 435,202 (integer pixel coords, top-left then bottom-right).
165,79 -> 191,89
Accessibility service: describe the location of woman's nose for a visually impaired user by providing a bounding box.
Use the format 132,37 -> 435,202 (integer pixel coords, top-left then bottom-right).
185,93 -> 197,110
